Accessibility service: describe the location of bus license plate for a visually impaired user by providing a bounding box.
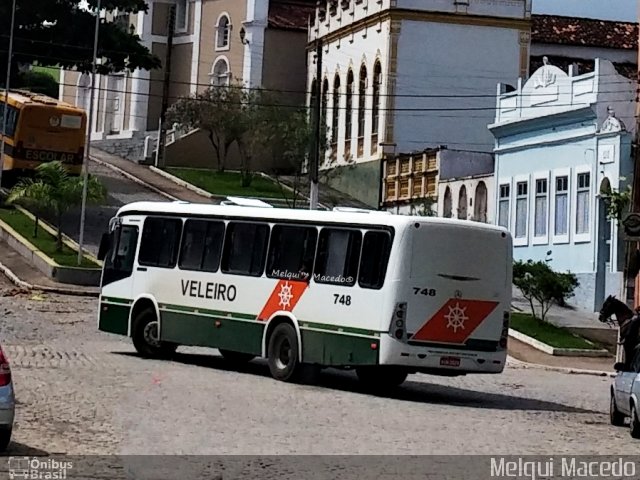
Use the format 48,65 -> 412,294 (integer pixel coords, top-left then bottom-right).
440,356 -> 460,367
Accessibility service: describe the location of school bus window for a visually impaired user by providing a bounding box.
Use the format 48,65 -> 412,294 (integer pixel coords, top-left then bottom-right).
314,228 -> 362,286
221,222 -> 270,277
0,104 -> 19,136
358,230 -> 392,289
179,220 -> 225,272
138,217 -> 183,268
267,225 -> 317,281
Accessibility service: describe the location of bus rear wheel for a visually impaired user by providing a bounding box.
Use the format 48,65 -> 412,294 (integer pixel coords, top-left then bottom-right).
356,366 -> 409,389
267,323 -> 318,384
132,308 -> 177,359
219,349 -> 255,364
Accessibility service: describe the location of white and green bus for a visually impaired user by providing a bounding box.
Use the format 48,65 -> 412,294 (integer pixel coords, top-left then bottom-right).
97,200 -> 513,387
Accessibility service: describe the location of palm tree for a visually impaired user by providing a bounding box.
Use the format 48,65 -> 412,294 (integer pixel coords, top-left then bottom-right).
7,161 -> 106,252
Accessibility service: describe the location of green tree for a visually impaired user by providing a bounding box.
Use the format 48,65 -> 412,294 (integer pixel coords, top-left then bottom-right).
16,71 -> 59,98
167,85 -> 247,173
0,0 -> 160,87
7,161 -> 106,252
513,260 -> 579,321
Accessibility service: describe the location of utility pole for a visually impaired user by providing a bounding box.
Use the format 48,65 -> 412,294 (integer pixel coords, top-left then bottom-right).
155,4 -> 176,168
309,39 -> 322,210
0,0 -> 17,190
77,0 -> 101,265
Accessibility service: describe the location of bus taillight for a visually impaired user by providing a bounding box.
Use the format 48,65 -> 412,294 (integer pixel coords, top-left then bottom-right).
389,302 -> 407,341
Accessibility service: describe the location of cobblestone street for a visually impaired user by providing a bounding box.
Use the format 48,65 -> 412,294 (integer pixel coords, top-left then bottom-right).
0,273 -> 637,456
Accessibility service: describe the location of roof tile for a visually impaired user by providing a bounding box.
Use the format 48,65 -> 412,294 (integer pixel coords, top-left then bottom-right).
532,14 -> 638,50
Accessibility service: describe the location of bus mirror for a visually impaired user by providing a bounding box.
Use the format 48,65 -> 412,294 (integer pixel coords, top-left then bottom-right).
97,233 -> 111,261
613,362 -> 626,372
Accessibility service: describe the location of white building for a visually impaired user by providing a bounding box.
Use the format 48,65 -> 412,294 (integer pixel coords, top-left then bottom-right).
308,0 -> 532,206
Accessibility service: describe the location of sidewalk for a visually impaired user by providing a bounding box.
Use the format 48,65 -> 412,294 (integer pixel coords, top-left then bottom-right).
90,149 -> 208,204
508,337 -> 614,373
0,239 -> 99,296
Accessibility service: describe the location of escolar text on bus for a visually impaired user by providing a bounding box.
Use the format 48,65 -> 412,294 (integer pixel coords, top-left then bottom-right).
181,279 -> 237,302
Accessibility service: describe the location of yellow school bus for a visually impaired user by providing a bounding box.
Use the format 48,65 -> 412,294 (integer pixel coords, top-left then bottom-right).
0,90 -> 87,177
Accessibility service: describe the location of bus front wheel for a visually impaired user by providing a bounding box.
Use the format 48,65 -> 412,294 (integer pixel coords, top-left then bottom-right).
132,308 -> 177,359
267,323 -> 318,384
356,366 -> 409,389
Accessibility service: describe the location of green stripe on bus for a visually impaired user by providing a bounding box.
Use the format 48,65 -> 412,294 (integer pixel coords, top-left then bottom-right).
300,321 -> 379,337
101,296 -> 132,306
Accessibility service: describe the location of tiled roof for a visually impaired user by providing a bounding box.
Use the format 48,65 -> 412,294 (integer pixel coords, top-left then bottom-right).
532,14 -> 638,50
268,0 -> 316,31
529,55 -> 637,80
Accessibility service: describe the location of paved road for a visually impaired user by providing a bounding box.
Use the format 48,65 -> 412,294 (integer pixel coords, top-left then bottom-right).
36,160 -> 167,256
0,277 -> 636,460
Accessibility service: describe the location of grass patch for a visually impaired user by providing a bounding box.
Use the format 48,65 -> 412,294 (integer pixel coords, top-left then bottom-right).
0,208 -> 98,268
510,312 -> 600,350
166,168 -> 291,200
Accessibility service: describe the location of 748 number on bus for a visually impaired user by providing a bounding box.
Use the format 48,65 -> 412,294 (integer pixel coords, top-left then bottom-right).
333,294 -> 351,306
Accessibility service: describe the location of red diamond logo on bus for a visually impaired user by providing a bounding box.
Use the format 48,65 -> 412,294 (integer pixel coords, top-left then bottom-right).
410,299 -> 499,344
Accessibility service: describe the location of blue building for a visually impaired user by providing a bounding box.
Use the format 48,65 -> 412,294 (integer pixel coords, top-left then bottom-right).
489,58 -> 636,312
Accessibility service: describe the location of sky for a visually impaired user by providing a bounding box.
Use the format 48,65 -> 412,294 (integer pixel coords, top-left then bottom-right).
532,0 -> 637,22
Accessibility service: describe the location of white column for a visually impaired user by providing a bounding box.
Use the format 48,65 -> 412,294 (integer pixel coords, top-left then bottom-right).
242,0 -> 268,87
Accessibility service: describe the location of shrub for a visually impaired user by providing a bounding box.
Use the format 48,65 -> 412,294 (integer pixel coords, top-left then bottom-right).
513,260 -> 579,321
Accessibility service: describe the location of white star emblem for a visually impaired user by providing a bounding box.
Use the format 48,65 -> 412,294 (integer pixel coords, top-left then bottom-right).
445,302 -> 468,333
278,282 -> 294,309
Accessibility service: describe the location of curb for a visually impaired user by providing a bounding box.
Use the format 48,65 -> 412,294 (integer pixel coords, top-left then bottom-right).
508,328 -> 610,357
89,156 -> 179,201
0,258 -> 100,297
149,166 -> 218,201
506,355 -> 615,378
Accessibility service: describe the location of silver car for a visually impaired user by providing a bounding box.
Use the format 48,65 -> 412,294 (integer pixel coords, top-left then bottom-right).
0,344 -> 14,451
610,346 -> 640,439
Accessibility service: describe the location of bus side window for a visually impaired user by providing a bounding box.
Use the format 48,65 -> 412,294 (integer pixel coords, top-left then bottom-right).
358,230 -> 392,289
266,225 -> 317,281
221,222 -> 269,277
0,104 -> 19,136
179,220 -> 225,272
138,217 -> 183,268
314,228 -> 362,286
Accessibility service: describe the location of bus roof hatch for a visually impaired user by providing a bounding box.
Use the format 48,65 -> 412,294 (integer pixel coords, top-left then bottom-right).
221,196 -> 274,208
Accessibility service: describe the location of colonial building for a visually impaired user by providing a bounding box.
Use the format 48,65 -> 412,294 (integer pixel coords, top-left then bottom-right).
308,0 -> 532,207
381,147 -> 494,224
59,0 -> 314,163
531,14 -> 638,80
489,58 -> 637,313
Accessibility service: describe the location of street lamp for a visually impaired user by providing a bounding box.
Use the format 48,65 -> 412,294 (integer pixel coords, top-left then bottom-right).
77,0 -> 101,265
0,0 -> 17,190
379,142 -> 396,211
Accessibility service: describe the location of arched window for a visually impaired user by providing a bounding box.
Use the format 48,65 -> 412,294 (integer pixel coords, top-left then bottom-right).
216,14 -> 231,50
321,78 -> 329,130
372,61 -> 382,143
331,74 -> 341,145
458,185 -> 468,220
310,78 -> 318,114
345,69 -> 354,149
474,181 -> 488,223
443,186 -> 452,218
358,64 -> 367,140
210,57 -> 230,86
